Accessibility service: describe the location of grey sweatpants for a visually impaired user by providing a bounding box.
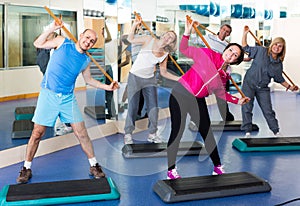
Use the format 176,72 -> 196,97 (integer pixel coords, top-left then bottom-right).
124,73 -> 158,135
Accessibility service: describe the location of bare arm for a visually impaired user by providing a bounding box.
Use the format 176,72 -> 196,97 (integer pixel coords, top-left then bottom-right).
127,18 -> 150,45
104,23 -> 112,43
242,26 -> 249,47
82,65 -> 118,91
34,21 -> 64,49
280,81 -> 299,91
159,57 -> 180,81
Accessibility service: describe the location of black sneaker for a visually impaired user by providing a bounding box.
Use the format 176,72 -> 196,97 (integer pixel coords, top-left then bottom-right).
16,167 -> 32,184
90,163 -> 105,178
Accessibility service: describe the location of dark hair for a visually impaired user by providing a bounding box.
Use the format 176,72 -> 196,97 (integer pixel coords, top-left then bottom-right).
223,43 -> 244,65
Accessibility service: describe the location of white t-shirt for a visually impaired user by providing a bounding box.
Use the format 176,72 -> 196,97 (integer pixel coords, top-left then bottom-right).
190,33 -> 228,54
130,39 -> 168,78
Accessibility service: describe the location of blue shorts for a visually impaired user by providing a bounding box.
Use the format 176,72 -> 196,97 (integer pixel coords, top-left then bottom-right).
32,88 -> 83,127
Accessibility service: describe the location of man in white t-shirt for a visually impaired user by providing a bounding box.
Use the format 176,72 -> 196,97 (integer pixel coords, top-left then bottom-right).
189,24 -> 234,131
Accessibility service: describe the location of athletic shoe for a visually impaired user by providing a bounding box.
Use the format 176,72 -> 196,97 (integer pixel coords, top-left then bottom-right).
188,121 -> 198,132
90,163 -> 105,178
275,132 -> 283,137
245,132 -> 251,138
16,167 -> 32,184
167,168 -> 181,180
56,126 -> 73,136
124,134 -> 133,144
147,133 -> 162,143
212,165 -> 225,175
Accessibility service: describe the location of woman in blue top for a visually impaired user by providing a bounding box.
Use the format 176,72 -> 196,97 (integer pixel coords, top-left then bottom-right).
241,26 -> 298,137
16,21 -> 118,184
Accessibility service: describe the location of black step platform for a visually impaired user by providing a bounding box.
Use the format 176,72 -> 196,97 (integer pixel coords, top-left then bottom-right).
232,137 -> 300,152
0,178 -> 120,205
211,120 -> 259,131
14,106 -> 36,120
11,119 -> 34,139
122,141 -> 206,158
153,172 -> 271,203
84,106 -> 106,120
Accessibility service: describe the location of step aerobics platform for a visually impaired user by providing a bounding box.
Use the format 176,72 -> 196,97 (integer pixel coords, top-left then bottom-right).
210,120 -> 259,131
11,119 -> 34,139
153,172 -> 271,203
0,178 -> 120,205
84,106 -> 106,120
122,141 -> 206,158
14,106 -> 36,120
232,137 -> 300,152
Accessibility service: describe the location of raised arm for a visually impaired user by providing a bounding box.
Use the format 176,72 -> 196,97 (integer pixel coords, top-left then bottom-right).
242,26 -> 250,47
34,21 -> 64,49
127,18 -> 150,45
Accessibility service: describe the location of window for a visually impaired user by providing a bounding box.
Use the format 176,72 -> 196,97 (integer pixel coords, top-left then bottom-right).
5,5 -> 77,69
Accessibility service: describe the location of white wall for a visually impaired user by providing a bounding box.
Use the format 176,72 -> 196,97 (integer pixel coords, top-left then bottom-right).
272,18 -> 300,89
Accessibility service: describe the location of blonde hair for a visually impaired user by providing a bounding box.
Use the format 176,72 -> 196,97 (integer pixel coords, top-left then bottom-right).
161,31 -> 177,53
268,37 -> 286,62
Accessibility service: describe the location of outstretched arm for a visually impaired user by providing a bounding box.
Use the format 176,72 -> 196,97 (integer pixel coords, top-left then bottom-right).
242,26 -> 250,47
82,64 -> 118,91
281,81 -> 299,91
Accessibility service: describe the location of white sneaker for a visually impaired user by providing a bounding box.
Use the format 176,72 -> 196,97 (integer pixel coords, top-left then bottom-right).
275,132 -> 283,137
56,126 -> 73,136
245,132 -> 251,138
147,133 -> 163,143
124,134 -> 133,144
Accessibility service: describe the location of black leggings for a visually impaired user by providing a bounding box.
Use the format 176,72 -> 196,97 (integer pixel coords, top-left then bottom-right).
167,85 -> 221,170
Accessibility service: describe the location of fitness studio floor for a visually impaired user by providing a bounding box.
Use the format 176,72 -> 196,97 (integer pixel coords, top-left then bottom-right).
1,86 -> 300,206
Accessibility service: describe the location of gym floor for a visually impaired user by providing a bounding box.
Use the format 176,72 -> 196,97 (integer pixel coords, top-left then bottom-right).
1,87 -> 300,206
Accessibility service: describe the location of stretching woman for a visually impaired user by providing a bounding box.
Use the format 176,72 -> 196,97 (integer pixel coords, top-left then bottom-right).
167,19 -> 249,179
124,17 -> 179,144
241,26 -> 298,137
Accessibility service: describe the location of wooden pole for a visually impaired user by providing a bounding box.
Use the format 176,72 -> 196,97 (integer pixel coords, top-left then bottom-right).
186,15 -> 211,49
134,11 -> 185,75
44,6 -> 116,85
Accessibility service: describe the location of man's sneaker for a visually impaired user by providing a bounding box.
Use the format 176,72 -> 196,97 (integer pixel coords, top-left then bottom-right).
147,133 -> 162,143
16,167 -> 32,184
275,132 -> 283,137
188,121 -> 198,132
124,134 -> 133,144
245,132 -> 251,138
167,168 -> 181,180
56,125 -> 73,136
212,165 -> 225,175
90,163 -> 105,178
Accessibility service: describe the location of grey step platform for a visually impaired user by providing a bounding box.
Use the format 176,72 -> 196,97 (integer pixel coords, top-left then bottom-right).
14,106 -> 36,120
210,120 -> 259,131
153,172 -> 271,203
12,119 -> 33,139
84,106 -> 106,120
232,137 -> 300,152
122,141 -> 206,158
0,178 -> 120,205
